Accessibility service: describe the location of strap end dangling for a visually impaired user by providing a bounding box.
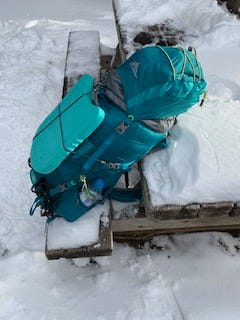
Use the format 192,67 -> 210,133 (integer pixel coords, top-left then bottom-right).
200,91 -> 208,108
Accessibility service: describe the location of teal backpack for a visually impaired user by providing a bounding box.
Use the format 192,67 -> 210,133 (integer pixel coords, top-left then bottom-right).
29,46 -> 207,222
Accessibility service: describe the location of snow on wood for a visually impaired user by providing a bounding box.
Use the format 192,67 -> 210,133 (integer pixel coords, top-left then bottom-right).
112,215 -> 240,236
45,30 -> 113,259
142,100 -> 240,209
46,204 -> 107,250
46,202 -> 113,259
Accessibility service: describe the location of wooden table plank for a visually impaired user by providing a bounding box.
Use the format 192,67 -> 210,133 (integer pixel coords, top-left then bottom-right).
112,215 -> 240,236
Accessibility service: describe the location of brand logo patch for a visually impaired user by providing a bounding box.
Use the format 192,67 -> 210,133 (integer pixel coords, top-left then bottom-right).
130,61 -> 140,79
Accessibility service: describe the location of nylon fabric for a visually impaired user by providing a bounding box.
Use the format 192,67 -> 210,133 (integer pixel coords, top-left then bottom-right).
116,46 -> 206,119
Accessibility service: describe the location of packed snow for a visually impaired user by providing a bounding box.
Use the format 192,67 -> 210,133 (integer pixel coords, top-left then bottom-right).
65,30 -> 101,81
1,0 -> 240,319
143,98 -> 240,205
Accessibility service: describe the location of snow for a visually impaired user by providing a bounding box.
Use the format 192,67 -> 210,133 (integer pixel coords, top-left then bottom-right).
65,30 -> 101,80
143,99 -> 240,205
114,0 -> 240,56
1,232 -> 240,320
1,0 -> 240,319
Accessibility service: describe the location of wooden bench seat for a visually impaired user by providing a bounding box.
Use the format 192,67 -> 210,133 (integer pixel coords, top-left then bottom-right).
45,30 -> 113,260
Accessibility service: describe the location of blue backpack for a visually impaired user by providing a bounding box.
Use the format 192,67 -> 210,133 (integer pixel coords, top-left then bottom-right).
29,46 -> 207,222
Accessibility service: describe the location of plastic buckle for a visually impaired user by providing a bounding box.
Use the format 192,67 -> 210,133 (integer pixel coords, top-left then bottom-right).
57,183 -> 68,193
108,162 -> 120,170
115,121 -> 129,135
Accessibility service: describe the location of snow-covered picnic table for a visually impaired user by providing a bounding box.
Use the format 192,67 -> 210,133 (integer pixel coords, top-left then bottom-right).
2,2 -> 240,319
113,0 -> 240,222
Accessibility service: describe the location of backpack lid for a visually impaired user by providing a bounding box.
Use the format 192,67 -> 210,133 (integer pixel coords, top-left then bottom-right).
116,46 -> 207,119
30,74 -> 105,174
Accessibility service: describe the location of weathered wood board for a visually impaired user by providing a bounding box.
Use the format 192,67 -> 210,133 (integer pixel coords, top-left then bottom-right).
141,174 -> 240,220
112,215 -> 240,241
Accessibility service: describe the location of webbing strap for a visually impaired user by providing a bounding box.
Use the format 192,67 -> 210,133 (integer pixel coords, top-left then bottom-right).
83,116 -> 134,172
48,160 -> 133,198
49,180 -> 77,197
83,132 -> 116,172
29,196 -> 44,216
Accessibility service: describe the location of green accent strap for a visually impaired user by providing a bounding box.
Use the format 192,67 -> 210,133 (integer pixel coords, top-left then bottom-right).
158,46 -> 202,83
80,175 -> 97,200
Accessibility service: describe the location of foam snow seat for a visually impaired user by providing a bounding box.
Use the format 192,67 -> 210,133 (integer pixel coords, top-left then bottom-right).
30,74 -> 105,174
